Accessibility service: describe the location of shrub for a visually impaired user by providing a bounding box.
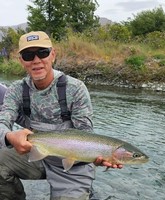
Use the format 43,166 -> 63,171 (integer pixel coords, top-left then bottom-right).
0,59 -> 26,76
145,31 -> 165,49
107,23 -> 132,42
125,55 -> 146,70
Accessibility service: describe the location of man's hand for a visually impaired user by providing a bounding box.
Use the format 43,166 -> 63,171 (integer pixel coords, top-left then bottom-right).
94,156 -> 123,169
6,128 -> 33,154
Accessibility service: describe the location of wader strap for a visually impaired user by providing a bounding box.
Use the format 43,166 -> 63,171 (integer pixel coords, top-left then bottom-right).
57,75 -> 71,121
22,74 -> 71,121
22,81 -> 31,117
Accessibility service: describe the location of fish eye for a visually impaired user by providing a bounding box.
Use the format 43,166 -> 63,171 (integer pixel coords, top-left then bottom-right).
133,153 -> 141,158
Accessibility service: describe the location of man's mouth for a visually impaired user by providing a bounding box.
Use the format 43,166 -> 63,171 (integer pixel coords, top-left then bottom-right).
32,67 -> 44,71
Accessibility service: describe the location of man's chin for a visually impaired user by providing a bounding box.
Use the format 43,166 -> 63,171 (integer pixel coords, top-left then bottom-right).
33,76 -> 46,81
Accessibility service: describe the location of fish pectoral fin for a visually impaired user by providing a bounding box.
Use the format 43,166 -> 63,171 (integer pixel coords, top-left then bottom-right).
62,158 -> 75,172
28,146 -> 48,162
103,166 -> 111,172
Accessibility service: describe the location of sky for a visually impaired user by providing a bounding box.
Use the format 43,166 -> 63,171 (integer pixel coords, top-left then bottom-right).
0,0 -> 165,26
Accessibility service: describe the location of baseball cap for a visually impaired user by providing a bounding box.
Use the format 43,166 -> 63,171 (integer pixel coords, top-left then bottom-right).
18,31 -> 52,52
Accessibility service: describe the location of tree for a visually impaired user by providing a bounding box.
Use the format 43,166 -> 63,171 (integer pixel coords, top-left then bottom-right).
0,28 -> 25,58
27,6 -> 48,31
107,23 -> 132,42
65,0 -> 99,32
27,0 -> 99,40
127,7 -> 165,36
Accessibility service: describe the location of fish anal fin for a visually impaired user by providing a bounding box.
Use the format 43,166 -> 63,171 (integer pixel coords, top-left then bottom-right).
28,146 -> 48,162
62,158 -> 75,172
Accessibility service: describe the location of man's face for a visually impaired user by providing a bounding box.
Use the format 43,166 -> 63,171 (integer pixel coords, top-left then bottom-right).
19,47 -> 56,81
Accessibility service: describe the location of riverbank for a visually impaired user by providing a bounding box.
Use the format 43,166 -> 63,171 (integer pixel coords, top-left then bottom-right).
55,57 -> 165,92
1,58 -> 165,92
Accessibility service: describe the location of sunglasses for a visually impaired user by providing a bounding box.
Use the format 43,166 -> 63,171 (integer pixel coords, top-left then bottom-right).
21,48 -> 52,61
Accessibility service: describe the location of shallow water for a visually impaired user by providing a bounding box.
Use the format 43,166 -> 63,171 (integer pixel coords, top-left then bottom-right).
1,75 -> 165,200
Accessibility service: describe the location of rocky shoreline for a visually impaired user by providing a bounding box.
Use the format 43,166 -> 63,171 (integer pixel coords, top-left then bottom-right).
83,74 -> 165,92
108,81 -> 165,92
55,58 -> 165,92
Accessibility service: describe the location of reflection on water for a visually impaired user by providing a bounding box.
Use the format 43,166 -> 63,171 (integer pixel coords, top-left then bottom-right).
89,85 -> 165,200
1,75 -> 165,199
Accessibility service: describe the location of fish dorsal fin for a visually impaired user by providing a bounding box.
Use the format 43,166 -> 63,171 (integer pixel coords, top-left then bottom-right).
28,146 -> 48,162
62,158 -> 75,172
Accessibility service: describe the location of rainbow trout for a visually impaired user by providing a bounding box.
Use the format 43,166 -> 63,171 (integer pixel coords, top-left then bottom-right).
28,129 -> 149,171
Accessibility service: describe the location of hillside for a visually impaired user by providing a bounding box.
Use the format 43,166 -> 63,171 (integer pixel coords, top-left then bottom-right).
99,17 -> 112,25
0,22 -> 27,41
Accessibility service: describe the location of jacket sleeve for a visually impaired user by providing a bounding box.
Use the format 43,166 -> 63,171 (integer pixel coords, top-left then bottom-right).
0,82 -> 22,147
68,79 -> 93,132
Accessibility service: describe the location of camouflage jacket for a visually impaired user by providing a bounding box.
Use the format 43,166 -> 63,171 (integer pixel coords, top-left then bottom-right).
0,70 -> 93,147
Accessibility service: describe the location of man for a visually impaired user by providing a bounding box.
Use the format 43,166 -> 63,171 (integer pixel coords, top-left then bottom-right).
0,31 -> 122,200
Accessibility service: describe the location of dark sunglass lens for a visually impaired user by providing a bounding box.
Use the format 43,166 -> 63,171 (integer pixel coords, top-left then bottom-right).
37,48 -> 51,59
21,52 -> 35,61
21,48 -> 51,61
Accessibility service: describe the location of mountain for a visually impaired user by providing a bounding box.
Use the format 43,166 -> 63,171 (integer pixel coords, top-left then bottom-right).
0,17 -> 112,30
0,17 -> 112,40
0,22 -> 27,30
99,17 -> 113,25
0,23 -> 27,41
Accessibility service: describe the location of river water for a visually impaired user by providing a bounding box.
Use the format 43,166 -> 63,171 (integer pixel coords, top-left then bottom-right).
89,85 -> 165,200
0,74 -> 165,200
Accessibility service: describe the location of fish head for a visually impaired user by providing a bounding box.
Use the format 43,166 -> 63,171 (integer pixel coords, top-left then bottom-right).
112,142 -> 149,165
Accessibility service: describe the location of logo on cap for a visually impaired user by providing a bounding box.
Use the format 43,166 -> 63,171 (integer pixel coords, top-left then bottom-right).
27,35 -> 39,42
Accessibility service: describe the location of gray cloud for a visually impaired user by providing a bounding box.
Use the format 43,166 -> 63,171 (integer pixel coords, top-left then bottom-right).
116,0 -> 161,12
96,0 -> 165,22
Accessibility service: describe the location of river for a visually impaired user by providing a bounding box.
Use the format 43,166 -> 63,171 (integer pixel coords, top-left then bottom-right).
0,74 -> 165,200
90,85 -> 165,200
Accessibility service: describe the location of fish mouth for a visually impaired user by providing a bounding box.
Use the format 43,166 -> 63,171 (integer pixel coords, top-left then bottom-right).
133,155 -> 149,164
142,156 -> 149,163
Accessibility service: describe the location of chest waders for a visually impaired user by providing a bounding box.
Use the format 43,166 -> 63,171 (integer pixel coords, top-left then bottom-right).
21,74 -> 98,200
